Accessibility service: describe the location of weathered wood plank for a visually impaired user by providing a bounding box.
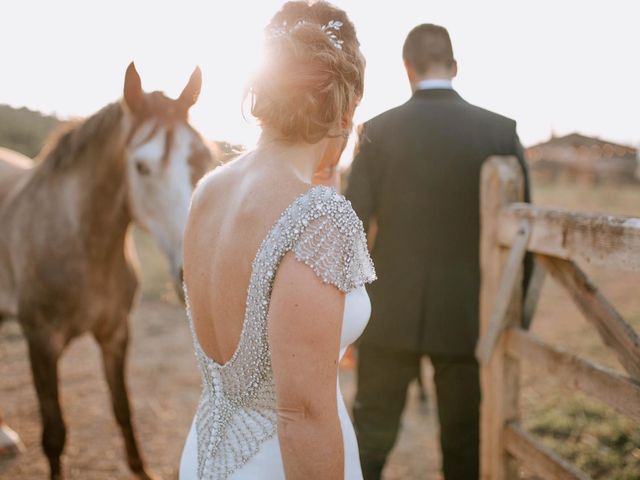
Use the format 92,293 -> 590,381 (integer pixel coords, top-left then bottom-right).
479,156 -> 524,480
504,423 -> 591,480
537,255 -> 640,380
505,328 -> 640,421
476,220 -> 531,363
498,204 -> 640,272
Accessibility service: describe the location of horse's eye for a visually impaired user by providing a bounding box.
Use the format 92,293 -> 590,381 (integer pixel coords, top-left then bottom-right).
136,161 -> 151,176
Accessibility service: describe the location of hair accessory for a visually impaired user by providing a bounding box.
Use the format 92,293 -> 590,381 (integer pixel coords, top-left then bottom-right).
321,20 -> 344,50
268,19 -> 344,50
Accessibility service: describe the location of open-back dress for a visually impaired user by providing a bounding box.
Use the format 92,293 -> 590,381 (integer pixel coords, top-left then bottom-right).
179,185 -> 376,479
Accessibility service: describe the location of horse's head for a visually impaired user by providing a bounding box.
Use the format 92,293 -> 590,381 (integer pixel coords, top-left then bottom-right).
121,62 -> 214,300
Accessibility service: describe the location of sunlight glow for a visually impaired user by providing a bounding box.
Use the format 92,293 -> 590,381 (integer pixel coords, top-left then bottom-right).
2,0 -> 639,157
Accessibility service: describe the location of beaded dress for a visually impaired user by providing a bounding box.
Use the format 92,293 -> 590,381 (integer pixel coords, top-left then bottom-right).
179,185 -> 376,479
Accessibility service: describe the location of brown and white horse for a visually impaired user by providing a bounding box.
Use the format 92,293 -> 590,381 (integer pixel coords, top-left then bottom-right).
0,63 -> 215,479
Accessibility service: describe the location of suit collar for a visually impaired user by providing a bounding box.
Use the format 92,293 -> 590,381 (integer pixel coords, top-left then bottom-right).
411,88 -> 462,101
416,79 -> 453,90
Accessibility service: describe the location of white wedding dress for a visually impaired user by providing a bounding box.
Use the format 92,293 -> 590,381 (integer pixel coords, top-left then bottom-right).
179,185 -> 376,480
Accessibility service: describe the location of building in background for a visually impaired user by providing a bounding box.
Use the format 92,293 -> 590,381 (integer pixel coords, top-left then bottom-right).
526,133 -> 639,185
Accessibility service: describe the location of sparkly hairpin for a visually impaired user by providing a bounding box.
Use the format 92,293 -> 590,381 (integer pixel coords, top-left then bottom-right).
268,19 -> 344,50
321,20 -> 344,50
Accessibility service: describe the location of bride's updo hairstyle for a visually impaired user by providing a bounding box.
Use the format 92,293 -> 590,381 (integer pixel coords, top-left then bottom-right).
250,1 -> 365,144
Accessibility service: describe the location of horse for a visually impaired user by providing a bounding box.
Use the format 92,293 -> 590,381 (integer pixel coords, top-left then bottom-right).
0,63 -> 215,479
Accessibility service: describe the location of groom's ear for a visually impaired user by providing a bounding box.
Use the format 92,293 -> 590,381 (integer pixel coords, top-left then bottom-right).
404,62 -> 416,83
404,62 -> 412,78
404,62 -> 418,86
451,60 -> 458,79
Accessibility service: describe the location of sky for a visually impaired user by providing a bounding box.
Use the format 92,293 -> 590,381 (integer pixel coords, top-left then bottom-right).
2,0 -> 639,162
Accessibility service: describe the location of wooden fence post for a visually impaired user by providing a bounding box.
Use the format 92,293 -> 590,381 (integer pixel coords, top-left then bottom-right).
479,156 -> 526,479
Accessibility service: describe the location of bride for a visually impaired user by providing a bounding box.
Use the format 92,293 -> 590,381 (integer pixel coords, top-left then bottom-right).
179,2 -> 375,479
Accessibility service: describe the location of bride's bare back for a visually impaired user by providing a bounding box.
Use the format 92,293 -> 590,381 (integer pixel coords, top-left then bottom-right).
183,152 -> 313,364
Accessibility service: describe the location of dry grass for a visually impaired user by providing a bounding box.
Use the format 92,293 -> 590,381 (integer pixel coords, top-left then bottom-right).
533,182 -> 640,217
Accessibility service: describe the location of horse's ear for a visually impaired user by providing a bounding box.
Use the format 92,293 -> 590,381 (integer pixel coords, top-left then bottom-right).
123,62 -> 144,113
178,67 -> 202,110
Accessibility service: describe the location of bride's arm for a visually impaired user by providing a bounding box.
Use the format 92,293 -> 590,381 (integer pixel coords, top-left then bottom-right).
268,251 -> 345,480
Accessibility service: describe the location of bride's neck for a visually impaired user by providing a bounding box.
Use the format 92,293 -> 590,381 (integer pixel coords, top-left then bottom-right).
256,129 -> 328,185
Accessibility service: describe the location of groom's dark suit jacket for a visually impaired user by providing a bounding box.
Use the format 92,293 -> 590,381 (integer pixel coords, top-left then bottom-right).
346,88 -> 530,356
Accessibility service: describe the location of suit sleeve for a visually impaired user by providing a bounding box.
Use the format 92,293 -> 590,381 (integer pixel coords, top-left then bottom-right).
513,128 -> 532,203
344,123 -> 377,234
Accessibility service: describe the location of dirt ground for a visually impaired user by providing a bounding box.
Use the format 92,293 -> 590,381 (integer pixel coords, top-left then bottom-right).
0,299 -> 441,480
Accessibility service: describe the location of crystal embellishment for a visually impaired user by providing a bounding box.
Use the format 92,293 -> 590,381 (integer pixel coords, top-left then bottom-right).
268,19 -> 345,50
184,185 -> 376,479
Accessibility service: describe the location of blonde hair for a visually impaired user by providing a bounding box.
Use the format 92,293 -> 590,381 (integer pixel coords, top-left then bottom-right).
249,1 -> 365,144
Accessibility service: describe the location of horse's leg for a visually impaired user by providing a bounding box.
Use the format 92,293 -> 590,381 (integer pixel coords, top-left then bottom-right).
96,321 -> 158,480
26,334 -> 65,480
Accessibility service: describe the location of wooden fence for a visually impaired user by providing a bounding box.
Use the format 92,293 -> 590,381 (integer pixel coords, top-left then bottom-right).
476,156 -> 640,479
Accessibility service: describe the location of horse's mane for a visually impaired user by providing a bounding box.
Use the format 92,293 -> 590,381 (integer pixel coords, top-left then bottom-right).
36,102 -> 125,171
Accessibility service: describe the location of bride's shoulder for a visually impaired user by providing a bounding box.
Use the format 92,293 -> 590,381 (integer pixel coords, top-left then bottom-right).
189,154 -> 246,212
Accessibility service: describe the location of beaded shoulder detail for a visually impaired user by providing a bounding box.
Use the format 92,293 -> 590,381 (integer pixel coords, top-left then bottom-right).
291,188 -> 377,292
184,185 -> 376,479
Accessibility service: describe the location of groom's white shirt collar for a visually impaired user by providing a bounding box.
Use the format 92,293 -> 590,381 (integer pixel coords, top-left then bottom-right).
416,79 -> 453,90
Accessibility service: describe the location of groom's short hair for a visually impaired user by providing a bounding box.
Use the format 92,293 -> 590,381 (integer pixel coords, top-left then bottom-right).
403,24 -> 455,74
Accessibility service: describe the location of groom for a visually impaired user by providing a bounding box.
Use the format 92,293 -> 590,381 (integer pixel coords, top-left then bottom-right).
346,24 -> 531,479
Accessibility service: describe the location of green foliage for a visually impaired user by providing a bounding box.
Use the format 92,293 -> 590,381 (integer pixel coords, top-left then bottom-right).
0,104 -> 241,164
0,104 -> 61,158
524,394 -> 640,479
